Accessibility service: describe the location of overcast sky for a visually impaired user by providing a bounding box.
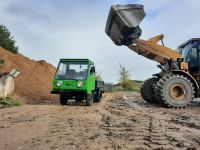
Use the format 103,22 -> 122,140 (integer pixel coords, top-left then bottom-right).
0,0 -> 200,83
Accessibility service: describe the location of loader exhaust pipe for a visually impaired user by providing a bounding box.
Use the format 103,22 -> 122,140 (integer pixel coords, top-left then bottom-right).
105,4 -> 146,46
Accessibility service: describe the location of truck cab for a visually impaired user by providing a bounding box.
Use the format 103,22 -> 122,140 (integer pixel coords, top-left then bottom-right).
51,59 -> 104,106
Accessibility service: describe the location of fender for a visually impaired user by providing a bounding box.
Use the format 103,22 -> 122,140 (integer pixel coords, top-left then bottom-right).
172,70 -> 199,97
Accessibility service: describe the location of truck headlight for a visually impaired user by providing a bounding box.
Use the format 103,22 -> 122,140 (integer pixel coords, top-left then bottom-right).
77,81 -> 83,87
56,81 -> 63,87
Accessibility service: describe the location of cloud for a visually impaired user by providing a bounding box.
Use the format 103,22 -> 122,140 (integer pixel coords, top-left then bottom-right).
3,1 -> 51,25
0,0 -> 199,83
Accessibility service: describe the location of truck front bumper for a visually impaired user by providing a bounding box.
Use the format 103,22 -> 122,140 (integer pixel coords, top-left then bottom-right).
51,90 -> 63,94
51,90 -> 87,95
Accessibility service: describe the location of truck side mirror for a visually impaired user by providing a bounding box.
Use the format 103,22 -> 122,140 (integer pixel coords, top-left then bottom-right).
90,67 -> 95,74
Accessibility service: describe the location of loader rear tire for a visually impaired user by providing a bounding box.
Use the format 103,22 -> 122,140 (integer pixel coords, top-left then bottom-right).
156,74 -> 194,108
140,77 -> 159,103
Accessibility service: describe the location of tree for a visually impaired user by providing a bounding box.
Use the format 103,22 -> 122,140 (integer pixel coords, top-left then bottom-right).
0,25 -> 19,54
118,64 -> 134,90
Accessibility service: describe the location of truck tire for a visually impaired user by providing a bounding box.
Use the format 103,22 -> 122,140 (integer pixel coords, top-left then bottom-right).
156,74 -> 194,108
86,94 -> 92,106
60,93 -> 68,105
93,88 -> 101,102
140,77 -> 159,103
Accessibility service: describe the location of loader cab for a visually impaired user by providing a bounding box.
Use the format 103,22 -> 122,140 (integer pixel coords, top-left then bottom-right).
178,38 -> 200,74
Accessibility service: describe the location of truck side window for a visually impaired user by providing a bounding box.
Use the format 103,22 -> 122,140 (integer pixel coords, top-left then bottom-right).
90,65 -> 95,75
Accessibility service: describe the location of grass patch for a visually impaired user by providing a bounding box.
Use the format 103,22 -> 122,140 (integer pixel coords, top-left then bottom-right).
0,97 -> 21,109
132,82 -> 141,92
113,80 -> 142,93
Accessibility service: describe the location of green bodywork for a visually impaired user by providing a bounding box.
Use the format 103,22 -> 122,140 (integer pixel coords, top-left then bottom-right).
52,59 -> 96,94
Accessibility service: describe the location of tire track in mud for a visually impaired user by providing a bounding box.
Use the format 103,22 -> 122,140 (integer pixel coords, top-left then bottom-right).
100,92 -> 200,150
0,92 -> 199,150
22,94 -> 115,150
100,103 -> 169,149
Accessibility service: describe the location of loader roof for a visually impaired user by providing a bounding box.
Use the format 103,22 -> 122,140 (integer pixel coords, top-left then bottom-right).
178,38 -> 200,49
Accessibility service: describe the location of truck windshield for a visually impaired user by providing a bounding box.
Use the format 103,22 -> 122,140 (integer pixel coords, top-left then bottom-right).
55,61 -> 89,80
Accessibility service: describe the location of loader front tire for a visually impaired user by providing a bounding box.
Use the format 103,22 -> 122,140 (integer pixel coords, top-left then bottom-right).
140,77 -> 159,103
156,74 -> 194,108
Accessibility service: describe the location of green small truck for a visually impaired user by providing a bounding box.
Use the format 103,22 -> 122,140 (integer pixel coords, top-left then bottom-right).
51,59 -> 104,106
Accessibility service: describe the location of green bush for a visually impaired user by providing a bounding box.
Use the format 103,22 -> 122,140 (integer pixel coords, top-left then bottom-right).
114,80 -> 141,92
132,82 -> 141,92
121,80 -> 134,90
0,97 -> 21,109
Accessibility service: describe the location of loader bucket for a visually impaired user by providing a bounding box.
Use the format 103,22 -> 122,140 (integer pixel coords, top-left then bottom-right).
105,4 -> 146,46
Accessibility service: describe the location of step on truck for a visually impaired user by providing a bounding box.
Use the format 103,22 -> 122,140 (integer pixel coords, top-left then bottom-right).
51,59 -> 104,106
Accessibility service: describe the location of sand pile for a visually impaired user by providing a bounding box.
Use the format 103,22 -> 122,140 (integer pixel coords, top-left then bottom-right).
0,47 -> 58,103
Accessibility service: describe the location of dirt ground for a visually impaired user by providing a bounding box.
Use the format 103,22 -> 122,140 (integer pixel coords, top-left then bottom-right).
0,92 -> 200,150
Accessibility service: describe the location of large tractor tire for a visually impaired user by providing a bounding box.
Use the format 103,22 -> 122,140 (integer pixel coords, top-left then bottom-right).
60,93 -> 68,105
140,77 -> 159,103
156,74 -> 194,108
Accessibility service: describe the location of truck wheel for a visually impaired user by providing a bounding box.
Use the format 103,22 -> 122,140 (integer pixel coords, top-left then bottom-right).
156,74 -> 194,108
140,77 -> 159,103
75,95 -> 83,102
86,94 -> 92,106
93,89 -> 101,102
60,93 -> 68,105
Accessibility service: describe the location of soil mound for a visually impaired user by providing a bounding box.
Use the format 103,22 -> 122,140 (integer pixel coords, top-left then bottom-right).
0,47 -> 58,103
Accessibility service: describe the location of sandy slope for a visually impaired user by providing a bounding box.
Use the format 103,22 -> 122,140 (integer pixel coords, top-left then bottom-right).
0,92 -> 199,150
0,48 -> 58,103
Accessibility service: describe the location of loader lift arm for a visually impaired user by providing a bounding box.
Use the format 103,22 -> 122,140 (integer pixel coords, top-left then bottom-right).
128,34 -> 189,71
128,34 -> 181,63
105,4 -> 187,70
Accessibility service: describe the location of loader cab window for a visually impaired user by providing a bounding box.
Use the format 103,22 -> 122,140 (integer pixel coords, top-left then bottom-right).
181,44 -> 199,73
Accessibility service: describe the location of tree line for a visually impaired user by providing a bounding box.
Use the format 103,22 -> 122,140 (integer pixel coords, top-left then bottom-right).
0,25 -> 19,54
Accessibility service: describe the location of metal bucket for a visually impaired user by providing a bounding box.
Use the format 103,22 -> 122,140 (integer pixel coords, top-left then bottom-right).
105,4 -> 146,46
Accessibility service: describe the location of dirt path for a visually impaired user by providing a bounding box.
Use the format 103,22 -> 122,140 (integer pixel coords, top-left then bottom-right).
0,92 -> 200,150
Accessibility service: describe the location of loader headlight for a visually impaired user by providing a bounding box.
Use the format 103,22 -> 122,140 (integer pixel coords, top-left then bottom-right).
77,81 -> 83,88
56,81 -> 63,87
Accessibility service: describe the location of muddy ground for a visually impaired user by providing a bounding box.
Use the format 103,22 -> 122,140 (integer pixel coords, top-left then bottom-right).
0,92 -> 200,150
